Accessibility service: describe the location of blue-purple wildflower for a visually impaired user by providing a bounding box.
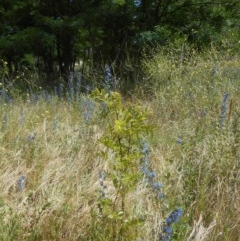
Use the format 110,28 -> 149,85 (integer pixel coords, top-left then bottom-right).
159,208 -> 183,241
141,141 -> 164,198
17,175 -> 27,192
220,93 -> 229,126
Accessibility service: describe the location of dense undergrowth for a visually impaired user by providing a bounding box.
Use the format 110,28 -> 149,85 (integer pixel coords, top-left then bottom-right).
0,45 -> 240,241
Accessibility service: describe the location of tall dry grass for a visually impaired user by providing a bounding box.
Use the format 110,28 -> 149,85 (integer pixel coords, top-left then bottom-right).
0,45 -> 240,240
143,45 -> 240,241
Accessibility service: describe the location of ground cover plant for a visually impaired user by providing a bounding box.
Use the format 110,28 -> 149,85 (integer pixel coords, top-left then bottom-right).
0,45 -> 240,241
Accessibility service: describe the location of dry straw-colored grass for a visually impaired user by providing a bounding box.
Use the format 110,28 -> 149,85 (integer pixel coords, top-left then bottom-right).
1,47 -> 240,240
0,98 -> 103,240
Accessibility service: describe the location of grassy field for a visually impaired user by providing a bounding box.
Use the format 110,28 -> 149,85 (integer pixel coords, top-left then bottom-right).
0,46 -> 240,241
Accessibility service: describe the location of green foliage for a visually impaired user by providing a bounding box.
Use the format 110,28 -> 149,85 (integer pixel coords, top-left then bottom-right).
1,0 -> 239,86
113,0 -> 126,6
0,60 -> 8,79
90,89 -> 153,240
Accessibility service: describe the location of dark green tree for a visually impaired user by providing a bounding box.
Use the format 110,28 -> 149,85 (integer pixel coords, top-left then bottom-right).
0,0 -> 239,86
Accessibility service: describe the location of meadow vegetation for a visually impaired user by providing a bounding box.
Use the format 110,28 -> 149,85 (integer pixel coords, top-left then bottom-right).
0,44 -> 240,241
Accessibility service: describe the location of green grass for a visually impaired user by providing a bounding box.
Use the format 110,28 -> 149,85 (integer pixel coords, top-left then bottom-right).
0,46 -> 240,241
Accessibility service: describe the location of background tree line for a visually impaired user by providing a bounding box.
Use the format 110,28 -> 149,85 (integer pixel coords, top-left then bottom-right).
0,0 -> 239,89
